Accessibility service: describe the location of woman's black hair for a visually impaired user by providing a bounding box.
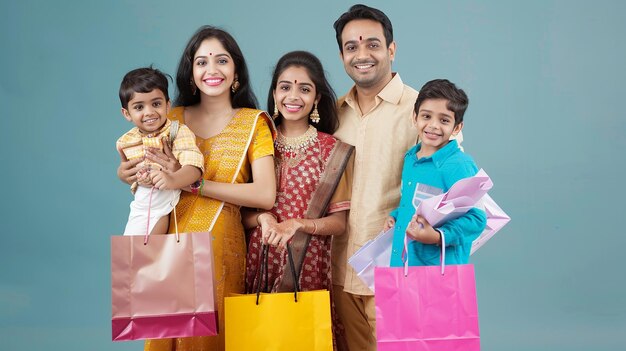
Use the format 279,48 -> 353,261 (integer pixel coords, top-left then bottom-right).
267,51 -> 338,134
174,26 -> 257,109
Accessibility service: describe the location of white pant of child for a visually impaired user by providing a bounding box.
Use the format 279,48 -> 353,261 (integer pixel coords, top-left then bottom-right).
123,186 -> 180,236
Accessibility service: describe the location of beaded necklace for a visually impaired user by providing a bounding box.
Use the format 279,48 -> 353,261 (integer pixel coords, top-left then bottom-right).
275,125 -> 318,157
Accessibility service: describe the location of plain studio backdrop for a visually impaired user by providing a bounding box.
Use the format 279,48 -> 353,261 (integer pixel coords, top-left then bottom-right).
1,0 -> 624,350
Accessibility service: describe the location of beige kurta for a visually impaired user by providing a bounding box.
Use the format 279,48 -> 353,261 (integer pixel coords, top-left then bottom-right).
332,73 -> 419,296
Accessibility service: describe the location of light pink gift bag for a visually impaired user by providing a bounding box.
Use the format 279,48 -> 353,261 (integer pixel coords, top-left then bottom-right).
111,200 -> 217,341
374,233 -> 480,351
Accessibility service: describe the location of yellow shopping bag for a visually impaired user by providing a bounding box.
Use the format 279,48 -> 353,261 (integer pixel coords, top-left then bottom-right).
224,245 -> 332,351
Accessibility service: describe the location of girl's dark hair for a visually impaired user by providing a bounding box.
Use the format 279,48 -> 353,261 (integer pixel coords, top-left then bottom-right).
174,26 -> 257,109
267,51 -> 338,134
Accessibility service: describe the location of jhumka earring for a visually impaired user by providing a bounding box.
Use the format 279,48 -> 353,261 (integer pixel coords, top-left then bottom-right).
273,103 -> 279,119
231,79 -> 240,93
190,79 -> 197,95
309,103 -> 320,123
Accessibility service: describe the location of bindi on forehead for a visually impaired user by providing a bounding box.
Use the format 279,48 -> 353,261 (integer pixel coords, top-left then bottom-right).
209,53 -> 212,56
294,80 -> 297,84
359,35 -> 362,41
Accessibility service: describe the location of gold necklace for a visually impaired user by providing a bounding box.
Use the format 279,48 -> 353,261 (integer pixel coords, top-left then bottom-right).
275,125 -> 318,154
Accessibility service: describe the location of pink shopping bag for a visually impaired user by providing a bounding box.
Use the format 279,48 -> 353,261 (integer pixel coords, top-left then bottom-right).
111,230 -> 217,341
374,233 -> 480,351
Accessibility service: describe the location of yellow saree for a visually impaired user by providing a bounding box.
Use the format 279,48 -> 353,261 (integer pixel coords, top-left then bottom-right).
144,107 -> 274,351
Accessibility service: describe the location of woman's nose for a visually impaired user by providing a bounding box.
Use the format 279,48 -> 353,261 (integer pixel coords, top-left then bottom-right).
288,89 -> 299,98
205,60 -> 217,74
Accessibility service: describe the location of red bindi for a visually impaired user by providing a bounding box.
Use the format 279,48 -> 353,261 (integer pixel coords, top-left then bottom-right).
359,35 -> 362,41
209,53 -> 212,56
294,80 -> 298,84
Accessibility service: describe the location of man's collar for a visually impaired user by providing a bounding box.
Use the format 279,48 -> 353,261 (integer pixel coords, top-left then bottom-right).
378,73 -> 404,104
341,72 -> 404,107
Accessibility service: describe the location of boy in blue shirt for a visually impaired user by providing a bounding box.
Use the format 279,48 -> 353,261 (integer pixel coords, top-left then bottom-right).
383,79 -> 487,266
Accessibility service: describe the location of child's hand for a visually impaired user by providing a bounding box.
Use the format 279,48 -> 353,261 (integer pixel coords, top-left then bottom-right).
405,215 -> 441,245
136,168 -> 152,186
383,216 -> 396,231
151,170 -> 177,190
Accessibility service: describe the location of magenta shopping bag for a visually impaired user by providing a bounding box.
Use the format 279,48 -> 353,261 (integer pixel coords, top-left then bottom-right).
374,234 -> 480,350
111,230 -> 217,341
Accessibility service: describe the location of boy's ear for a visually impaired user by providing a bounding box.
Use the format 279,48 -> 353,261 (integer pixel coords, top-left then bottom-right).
452,121 -> 464,136
121,108 -> 132,122
412,110 -> 418,127
166,100 -> 171,114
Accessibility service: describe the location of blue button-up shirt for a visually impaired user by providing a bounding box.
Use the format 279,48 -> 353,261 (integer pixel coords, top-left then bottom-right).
389,140 -> 487,267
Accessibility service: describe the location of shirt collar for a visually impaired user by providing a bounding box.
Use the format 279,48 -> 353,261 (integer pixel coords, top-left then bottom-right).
378,73 -> 404,104
411,140 -> 460,168
340,72 -> 405,108
135,118 -> 171,137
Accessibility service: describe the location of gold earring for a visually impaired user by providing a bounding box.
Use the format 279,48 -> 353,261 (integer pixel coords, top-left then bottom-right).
309,103 -> 320,124
231,79 -> 240,93
273,103 -> 279,119
190,79 -> 197,95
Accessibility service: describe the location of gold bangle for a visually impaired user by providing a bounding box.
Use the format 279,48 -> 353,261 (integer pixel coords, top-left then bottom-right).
311,219 -> 318,235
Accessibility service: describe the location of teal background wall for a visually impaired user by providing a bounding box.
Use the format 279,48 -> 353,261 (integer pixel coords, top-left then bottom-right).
1,0 -> 624,349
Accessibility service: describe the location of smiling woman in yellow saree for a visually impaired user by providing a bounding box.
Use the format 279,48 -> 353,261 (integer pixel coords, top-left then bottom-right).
119,26 -> 276,351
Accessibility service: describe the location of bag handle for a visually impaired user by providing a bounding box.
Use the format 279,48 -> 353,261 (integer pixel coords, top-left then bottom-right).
402,229 -> 445,276
286,244 -> 299,302
141,120 -> 181,245
142,187 -> 180,245
255,244 -> 300,304
255,245 -> 269,305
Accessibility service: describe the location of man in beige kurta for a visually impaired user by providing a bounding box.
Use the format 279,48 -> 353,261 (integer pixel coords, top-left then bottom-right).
331,5 -> 419,351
